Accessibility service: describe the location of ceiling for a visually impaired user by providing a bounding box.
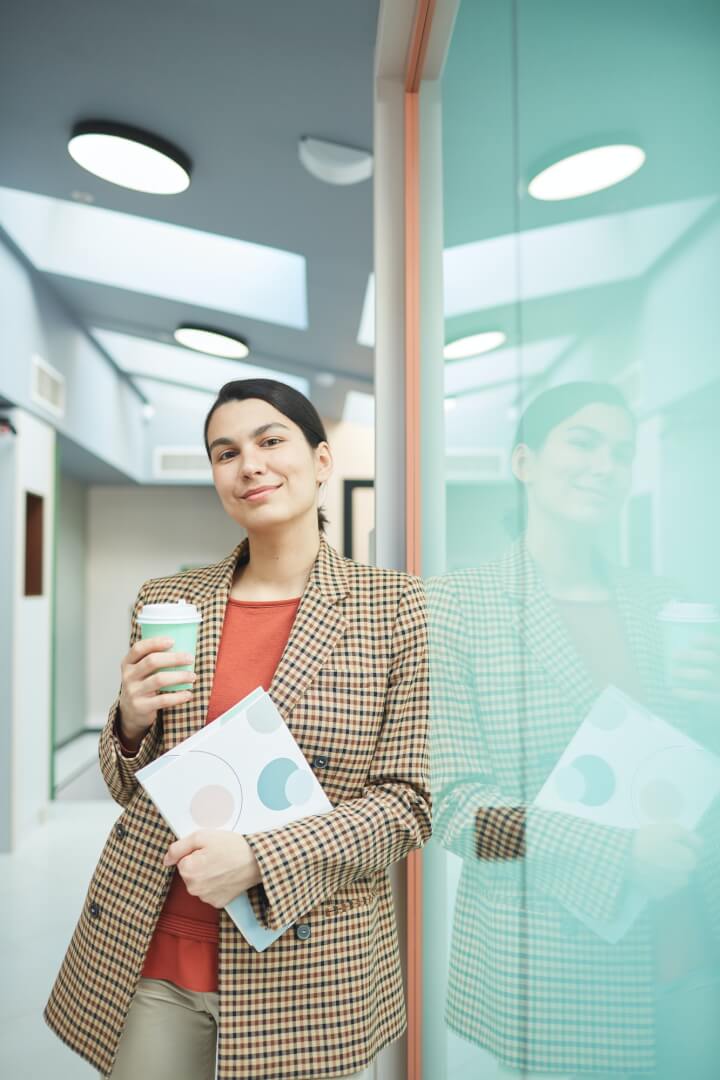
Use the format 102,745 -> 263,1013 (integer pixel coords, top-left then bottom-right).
0,0 -> 378,414
436,0 -> 720,453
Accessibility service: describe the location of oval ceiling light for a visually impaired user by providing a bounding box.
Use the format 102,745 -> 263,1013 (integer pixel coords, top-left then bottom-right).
444,331 -> 507,361
299,136 -> 373,185
68,120 -> 192,194
528,144 -> 645,201
174,325 -> 250,360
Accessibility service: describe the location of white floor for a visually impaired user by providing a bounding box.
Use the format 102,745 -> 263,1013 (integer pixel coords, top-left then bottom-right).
0,799 -> 121,1079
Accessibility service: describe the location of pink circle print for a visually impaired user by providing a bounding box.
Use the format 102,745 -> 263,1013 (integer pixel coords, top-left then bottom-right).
190,784 -> 236,828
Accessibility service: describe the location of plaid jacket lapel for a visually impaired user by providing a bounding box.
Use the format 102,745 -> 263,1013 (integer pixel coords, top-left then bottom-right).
269,535 -> 349,720
500,541 -> 599,716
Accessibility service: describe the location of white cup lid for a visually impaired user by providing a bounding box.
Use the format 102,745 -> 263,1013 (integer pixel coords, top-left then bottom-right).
658,601 -> 720,623
138,599 -> 202,624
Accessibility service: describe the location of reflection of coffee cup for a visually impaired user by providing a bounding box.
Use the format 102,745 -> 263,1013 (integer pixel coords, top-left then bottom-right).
658,601 -> 720,686
137,600 -> 202,692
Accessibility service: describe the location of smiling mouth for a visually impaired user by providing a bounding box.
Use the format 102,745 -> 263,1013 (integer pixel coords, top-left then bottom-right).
573,485 -> 613,499
242,485 -> 280,500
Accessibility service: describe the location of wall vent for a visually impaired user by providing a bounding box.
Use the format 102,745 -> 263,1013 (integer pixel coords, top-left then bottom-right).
30,354 -> 65,417
153,446 -> 211,481
446,448 -> 507,483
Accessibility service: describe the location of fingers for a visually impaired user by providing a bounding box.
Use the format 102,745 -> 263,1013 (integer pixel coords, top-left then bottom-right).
127,636 -> 175,661
140,668 -> 197,695
164,832 -> 201,867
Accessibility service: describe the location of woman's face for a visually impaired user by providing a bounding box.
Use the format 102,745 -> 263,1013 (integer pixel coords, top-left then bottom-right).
207,398 -> 332,535
513,403 -> 636,529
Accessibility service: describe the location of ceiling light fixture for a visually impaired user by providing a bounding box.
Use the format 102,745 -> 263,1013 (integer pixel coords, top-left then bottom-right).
298,136 -> 373,185
174,325 -> 250,360
68,120 -> 192,194
444,331 -> 507,361
528,144 -> 645,201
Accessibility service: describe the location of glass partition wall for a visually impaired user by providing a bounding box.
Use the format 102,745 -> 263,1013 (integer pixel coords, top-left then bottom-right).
422,2 -> 720,1078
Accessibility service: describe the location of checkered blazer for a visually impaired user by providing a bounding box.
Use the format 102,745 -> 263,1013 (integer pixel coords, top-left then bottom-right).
428,541 -> 720,1075
44,536 -> 431,1080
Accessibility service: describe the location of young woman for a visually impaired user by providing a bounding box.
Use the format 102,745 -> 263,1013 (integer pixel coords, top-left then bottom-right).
429,381 -> 720,1080
45,379 -> 432,1080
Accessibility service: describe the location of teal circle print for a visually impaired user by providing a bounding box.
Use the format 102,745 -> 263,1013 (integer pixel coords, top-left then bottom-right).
555,755 -> 616,807
258,758 -> 300,811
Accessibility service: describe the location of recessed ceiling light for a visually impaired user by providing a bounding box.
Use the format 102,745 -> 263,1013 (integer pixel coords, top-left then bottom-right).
68,120 -> 192,194
528,144 -> 645,201
298,136 -> 373,185
444,331 -> 507,360
174,325 -> 249,360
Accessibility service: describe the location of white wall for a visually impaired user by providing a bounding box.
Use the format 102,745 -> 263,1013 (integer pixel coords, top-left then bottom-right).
0,238 -> 146,481
323,417 -> 375,557
10,408 -> 55,848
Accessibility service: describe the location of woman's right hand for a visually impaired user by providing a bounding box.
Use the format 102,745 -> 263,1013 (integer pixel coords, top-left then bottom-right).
629,824 -> 702,899
117,637 -> 196,748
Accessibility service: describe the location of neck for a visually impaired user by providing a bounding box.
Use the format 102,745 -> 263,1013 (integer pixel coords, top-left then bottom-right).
524,511 -> 606,599
233,518 -> 321,601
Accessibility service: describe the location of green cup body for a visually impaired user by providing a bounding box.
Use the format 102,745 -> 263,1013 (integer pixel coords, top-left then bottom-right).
139,620 -> 200,692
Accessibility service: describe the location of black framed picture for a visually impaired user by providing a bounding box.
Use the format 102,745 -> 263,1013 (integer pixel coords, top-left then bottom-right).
343,479 -> 374,561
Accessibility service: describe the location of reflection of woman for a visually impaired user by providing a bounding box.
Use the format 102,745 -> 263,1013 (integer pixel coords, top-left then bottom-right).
45,379 -> 432,1080
429,382 -> 720,1079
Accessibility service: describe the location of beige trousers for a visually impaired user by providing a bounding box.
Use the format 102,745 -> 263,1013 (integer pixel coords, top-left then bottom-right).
105,977 -> 374,1080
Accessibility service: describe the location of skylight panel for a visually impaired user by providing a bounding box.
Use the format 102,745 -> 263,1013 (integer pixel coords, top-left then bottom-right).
0,186 -> 307,329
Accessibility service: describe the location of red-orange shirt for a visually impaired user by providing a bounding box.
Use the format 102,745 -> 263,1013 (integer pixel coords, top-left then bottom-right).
141,595 -> 301,992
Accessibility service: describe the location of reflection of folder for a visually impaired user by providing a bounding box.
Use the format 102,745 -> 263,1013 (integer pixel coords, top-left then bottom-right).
534,686 -> 720,942
137,687 -> 333,951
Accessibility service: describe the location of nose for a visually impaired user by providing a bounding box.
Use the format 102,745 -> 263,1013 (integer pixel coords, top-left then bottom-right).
590,445 -> 615,474
238,448 -> 265,479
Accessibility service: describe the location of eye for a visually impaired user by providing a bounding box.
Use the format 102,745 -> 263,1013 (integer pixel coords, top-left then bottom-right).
217,449 -> 236,462
261,437 -> 283,447
567,433 -> 596,450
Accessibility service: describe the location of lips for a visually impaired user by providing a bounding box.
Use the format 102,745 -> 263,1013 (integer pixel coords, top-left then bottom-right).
242,485 -> 280,500
573,485 -> 612,499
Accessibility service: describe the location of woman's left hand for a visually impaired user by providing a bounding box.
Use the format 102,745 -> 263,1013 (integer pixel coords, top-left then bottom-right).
163,831 -> 262,908
671,634 -> 720,705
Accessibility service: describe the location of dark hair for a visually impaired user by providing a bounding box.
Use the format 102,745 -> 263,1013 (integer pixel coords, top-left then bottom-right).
204,378 -> 330,532
507,381 -> 635,537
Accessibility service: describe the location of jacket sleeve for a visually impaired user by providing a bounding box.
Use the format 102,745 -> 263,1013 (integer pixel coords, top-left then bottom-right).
427,574 -> 634,924
244,578 -> 432,930
98,584 -> 164,807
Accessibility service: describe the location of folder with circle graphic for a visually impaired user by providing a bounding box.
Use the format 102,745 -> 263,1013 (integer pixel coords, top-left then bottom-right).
533,685 -> 720,941
137,687 -> 333,951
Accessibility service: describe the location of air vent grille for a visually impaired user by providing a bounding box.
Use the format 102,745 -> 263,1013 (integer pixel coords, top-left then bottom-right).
31,354 -> 65,417
153,447 -> 211,481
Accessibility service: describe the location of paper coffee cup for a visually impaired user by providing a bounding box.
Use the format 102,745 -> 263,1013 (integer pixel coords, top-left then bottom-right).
658,601 -> 720,686
137,599 -> 202,692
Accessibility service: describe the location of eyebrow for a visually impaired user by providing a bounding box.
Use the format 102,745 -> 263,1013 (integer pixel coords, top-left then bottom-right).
208,422 -> 290,455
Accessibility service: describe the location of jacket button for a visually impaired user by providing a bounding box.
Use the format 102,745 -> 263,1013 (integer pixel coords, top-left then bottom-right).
114,823 -> 127,839
312,755 -> 329,770
295,923 -> 311,941
89,902 -> 101,919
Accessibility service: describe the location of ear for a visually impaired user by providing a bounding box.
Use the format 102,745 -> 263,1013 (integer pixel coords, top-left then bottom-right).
315,441 -> 333,485
511,443 -> 532,485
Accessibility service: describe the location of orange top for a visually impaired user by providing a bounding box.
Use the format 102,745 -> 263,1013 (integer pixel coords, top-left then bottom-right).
141,595 -> 301,992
